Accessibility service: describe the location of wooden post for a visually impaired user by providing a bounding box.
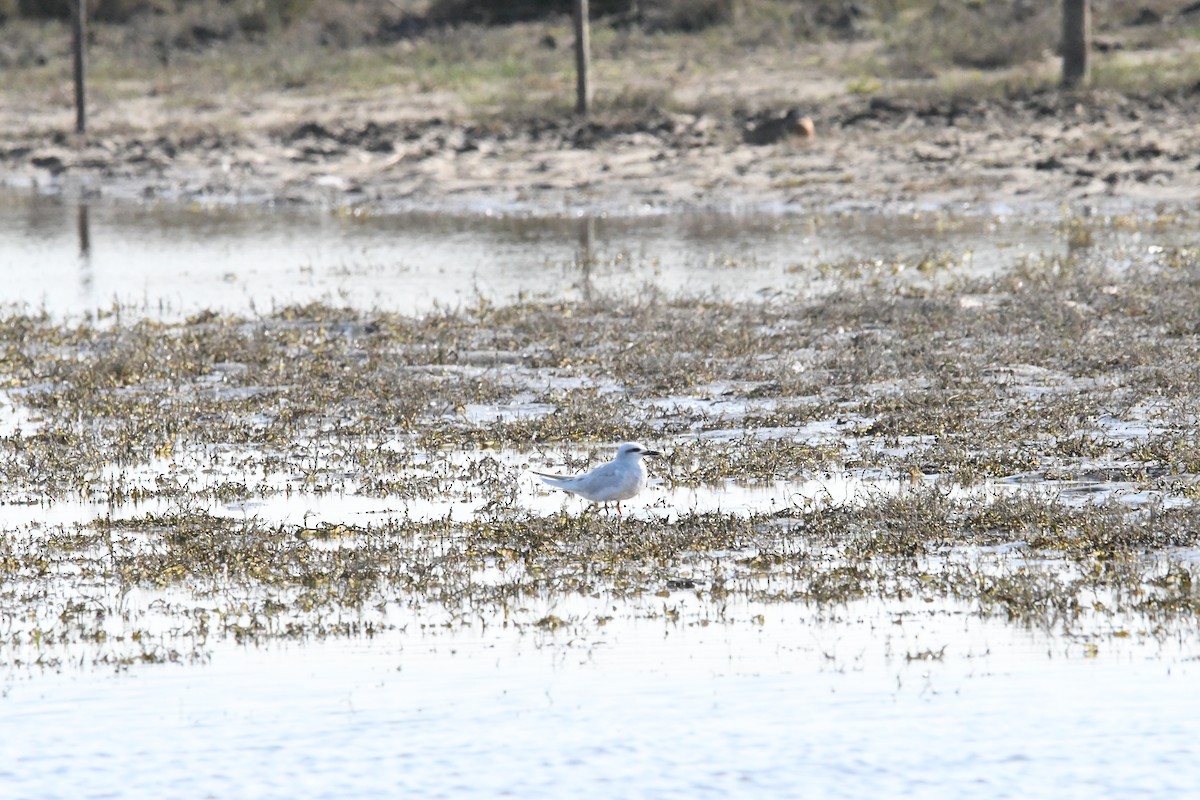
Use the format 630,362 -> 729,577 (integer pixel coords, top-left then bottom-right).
1061,0 -> 1090,88
573,0 -> 590,116
72,0 -> 88,133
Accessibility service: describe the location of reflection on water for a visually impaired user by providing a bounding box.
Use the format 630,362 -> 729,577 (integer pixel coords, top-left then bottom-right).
0,190 -> 1119,319
75,203 -> 90,258
76,203 -> 92,296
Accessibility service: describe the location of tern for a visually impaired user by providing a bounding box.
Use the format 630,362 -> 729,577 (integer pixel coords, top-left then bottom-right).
533,442 -> 663,515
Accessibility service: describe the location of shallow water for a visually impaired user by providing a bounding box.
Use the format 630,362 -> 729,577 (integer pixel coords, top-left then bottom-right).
0,189 -> 1141,319
3,189 -> 1200,798
4,605 -> 1198,799
0,427 -> 1175,535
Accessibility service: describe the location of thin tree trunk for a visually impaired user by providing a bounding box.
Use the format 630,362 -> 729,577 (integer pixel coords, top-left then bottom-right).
573,0 -> 590,116
72,0 -> 88,133
1062,0 -> 1090,88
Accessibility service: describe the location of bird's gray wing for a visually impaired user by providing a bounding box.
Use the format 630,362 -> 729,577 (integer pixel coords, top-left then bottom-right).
568,461 -> 627,498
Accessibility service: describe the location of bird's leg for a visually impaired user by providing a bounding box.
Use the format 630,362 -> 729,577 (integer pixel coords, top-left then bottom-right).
616,501 -> 623,516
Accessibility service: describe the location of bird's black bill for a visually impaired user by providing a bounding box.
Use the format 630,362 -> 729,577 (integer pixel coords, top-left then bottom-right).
643,449 -> 663,457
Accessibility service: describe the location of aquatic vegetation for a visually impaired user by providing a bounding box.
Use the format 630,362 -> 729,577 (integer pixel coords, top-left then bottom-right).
0,228 -> 1199,668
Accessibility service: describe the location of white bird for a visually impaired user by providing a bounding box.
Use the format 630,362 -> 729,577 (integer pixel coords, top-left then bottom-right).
533,442 -> 663,515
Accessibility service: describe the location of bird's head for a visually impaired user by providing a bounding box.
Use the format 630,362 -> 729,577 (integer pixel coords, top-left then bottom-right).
616,442 -> 663,459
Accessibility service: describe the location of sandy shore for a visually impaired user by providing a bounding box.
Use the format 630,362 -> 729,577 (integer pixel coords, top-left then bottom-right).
3,82 -> 1200,215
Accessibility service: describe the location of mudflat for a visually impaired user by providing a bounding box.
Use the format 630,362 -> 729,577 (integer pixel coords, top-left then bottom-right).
2,17 -> 1198,214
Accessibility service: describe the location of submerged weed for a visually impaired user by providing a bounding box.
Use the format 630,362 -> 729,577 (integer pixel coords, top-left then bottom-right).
1,236 -> 1200,664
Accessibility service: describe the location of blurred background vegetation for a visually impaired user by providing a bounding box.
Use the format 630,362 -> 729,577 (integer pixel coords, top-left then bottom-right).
1,1 -> 1198,114
3,1 -> 1196,51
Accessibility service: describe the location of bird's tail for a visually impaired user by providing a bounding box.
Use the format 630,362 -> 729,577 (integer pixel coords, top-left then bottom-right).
532,471 -> 574,491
